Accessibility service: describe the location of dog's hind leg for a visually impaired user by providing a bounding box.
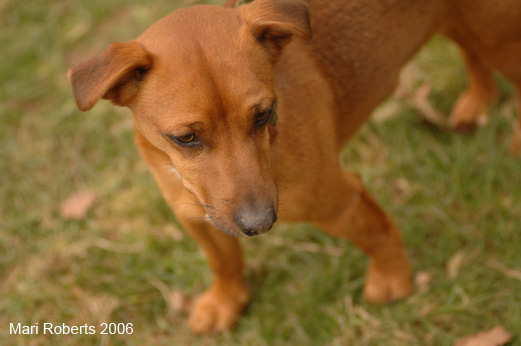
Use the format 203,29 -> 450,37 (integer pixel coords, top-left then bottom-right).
310,171 -> 412,303
445,31 -> 499,132
448,33 -> 521,155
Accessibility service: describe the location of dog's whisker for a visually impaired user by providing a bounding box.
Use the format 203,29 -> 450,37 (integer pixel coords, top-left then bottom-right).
220,198 -> 236,207
274,175 -> 290,193
187,215 -> 212,222
179,192 -> 215,210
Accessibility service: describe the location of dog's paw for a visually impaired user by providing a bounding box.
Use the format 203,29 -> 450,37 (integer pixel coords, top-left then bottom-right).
448,91 -> 492,132
364,260 -> 412,303
188,283 -> 250,333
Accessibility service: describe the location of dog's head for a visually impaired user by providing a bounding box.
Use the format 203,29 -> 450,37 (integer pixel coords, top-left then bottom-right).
68,0 -> 311,237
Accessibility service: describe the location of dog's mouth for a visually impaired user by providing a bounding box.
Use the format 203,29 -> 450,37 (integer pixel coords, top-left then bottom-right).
242,226 -> 271,237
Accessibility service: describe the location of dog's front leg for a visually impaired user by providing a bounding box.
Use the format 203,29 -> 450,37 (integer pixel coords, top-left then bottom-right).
174,209 -> 250,333
136,131 -> 249,333
153,174 -> 249,334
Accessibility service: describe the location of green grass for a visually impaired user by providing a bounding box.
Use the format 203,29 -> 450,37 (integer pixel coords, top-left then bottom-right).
1,1 -> 520,345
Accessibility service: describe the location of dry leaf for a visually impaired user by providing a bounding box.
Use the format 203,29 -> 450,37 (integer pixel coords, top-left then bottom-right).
415,271 -> 432,293
164,224 -> 184,241
170,290 -> 192,314
395,178 -> 412,193
487,260 -> 521,281
409,84 -> 448,128
447,251 -> 465,279
454,326 -> 513,346
60,191 -> 97,220
372,100 -> 402,123
73,288 -> 120,324
149,277 -> 192,316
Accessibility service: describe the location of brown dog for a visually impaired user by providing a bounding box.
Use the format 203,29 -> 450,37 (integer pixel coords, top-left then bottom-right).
68,0 -> 521,333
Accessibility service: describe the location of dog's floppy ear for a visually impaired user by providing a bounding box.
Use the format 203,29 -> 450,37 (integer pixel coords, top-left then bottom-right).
68,41 -> 152,111
241,0 -> 311,60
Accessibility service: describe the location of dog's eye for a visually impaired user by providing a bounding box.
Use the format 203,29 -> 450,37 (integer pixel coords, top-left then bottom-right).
255,107 -> 273,128
167,133 -> 200,147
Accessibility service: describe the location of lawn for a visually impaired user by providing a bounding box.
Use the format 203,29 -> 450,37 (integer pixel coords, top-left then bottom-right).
1,0 -> 520,345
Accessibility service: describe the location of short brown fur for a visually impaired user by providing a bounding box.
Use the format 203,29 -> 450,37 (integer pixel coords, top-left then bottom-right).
68,0 -> 521,333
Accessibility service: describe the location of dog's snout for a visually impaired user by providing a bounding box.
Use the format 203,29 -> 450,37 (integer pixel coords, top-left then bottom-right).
234,205 -> 277,236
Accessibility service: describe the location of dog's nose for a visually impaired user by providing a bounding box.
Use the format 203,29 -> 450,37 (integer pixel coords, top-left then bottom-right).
234,205 -> 277,236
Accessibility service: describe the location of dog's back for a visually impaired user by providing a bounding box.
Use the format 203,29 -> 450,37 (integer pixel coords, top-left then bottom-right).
278,0 -> 521,146
307,1 -> 444,137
